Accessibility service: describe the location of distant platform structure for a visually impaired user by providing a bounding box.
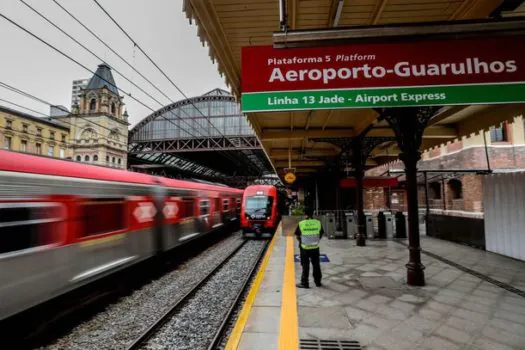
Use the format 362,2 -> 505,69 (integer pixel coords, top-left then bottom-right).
128,89 -> 277,188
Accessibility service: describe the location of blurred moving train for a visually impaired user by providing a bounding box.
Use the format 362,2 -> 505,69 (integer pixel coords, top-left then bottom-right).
240,185 -> 285,237
0,150 -> 243,321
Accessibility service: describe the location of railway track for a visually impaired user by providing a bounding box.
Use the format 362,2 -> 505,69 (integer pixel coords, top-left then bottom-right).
126,239 -> 268,350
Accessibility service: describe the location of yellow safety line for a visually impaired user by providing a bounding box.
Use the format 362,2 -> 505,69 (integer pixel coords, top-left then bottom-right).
224,224 -> 280,350
278,232 -> 299,350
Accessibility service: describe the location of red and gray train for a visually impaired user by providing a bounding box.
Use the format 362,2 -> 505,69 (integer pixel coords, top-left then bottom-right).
240,184 -> 285,237
0,150 -> 244,321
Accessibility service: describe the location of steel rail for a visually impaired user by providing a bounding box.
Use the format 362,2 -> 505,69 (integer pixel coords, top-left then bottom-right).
125,239 -> 248,350
206,239 -> 270,350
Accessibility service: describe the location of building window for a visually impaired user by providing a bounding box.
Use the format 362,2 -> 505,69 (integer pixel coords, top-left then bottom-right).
111,103 -> 116,115
61,134 -> 67,143
49,131 -> 55,140
47,146 -> 54,156
106,155 -> 109,163
21,140 -> 28,152
93,155 -> 98,162
3,137 -> 11,150
85,155 -> 90,162
37,128 -> 42,137
36,143 -> 41,155
448,179 -> 463,199
76,155 -> 81,161
22,124 -> 29,133
6,120 -> 12,130
112,156 -> 115,163
490,124 -> 507,142
89,98 -> 97,112
118,158 -> 121,165
59,148 -> 65,158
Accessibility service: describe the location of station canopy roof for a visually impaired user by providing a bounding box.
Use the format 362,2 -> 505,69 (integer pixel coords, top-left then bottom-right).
183,0 -> 525,182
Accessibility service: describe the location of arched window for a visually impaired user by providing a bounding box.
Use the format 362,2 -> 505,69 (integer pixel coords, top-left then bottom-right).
111,103 -> 116,115
76,155 -> 81,161
85,155 -> 90,162
112,157 -> 116,163
106,155 -> 109,163
93,155 -> 99,162
118,158 -> 121,165
448,179 -> 463,199
89,98 -> 97,112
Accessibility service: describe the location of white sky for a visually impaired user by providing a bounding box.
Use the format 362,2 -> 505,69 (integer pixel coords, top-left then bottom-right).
0,0 -> 228,127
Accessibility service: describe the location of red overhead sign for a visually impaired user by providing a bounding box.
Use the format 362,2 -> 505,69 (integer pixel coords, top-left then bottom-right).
241,36 -> 525,112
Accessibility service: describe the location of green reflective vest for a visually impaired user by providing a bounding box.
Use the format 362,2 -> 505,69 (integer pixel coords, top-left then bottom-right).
298,219 -> 321,250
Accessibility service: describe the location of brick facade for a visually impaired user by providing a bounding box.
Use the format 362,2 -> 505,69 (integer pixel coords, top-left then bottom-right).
364,146 -> 525,213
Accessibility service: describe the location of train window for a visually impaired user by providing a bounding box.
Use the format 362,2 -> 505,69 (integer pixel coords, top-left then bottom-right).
236,198 -> 241,209
0,203 -> 62,255
223,199 -> 229,211
181,199 -> 194,218
214,198 -> 221,212
200,200 -> 210,216
82,199 -> 125,237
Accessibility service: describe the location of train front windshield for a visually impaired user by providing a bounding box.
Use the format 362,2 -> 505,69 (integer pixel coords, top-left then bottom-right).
245,196 -> 273,217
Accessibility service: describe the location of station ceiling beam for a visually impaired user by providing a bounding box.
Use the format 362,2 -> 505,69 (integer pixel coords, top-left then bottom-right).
274,160 -> 325,167
262,128 -> 355,140
270,148 -> 339,159
273,17 -> 525,48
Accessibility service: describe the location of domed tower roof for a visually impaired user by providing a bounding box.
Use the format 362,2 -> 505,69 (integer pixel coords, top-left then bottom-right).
85,63 -> 119,95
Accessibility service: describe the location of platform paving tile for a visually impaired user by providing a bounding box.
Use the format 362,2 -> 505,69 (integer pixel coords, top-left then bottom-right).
444,315 -> 487,334
481,325 -> 525,348
419,336 -> 462,350
299,306 -> 351,329
237,332 -> 278,350
371,332 -> 420,350
291,237 -> 525,350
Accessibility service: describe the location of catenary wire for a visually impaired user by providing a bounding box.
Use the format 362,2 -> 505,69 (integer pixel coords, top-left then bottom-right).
52,0 -> 213,140
0,82 -> 128,148
18,0 -> 205,139
0,11 -> 202,140
52,0 -> 175,105
92,0 -> 227,138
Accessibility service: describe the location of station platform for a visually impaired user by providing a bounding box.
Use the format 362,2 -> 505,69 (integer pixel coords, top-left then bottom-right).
225,217 -> 525,350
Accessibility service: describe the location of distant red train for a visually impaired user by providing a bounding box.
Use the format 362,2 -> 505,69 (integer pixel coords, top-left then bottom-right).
240,185 -> 284,237
0,150 -> 243,321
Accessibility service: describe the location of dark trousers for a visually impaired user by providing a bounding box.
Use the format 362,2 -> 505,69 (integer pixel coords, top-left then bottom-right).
300,247 -> 322,286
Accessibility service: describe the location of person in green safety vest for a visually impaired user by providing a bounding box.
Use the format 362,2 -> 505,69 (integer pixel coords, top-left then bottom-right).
295,207 -> 324,288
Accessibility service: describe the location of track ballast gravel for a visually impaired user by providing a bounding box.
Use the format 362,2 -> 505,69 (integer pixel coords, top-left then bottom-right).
46,233 -> 244,350
144,240 -> 266,350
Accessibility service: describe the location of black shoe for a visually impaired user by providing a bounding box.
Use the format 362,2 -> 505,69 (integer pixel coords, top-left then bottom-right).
296,283 -> 309,289
315,282 -> 323,287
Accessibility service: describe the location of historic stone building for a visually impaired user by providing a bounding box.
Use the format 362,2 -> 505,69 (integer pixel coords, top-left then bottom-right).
0,105 -> 71,159
53,63 -> 129,169
366,115 -> 525,213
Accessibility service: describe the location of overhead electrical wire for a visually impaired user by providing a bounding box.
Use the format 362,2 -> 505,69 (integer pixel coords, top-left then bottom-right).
0,10 -> 202,140
17,0 -> 205,139
52,0 -> 175,105
0,81 -> 127,147
50,0 -> 208,138
92,0 -> 227,138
